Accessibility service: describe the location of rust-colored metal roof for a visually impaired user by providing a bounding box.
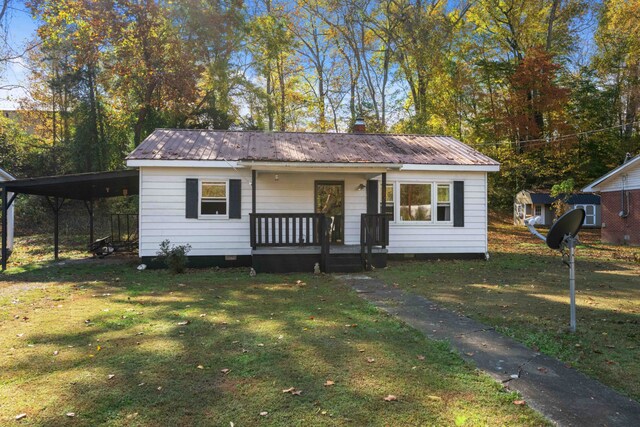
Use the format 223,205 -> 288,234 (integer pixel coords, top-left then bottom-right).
127,129 -> 499,166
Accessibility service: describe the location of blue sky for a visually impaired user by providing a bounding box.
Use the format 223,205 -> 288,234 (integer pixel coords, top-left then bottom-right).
1,1 -> 37,109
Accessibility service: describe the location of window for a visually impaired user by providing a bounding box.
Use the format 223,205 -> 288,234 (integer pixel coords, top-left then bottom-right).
200,181 -> 227,215
574,204 -> 596,226
534,205 -> 542,217
437,184 -> 451,222
400,183 -> 432,221
383,184 -> 394,221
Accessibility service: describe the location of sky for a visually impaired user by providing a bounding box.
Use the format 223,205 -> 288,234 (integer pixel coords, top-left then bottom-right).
0,1 -> 37,110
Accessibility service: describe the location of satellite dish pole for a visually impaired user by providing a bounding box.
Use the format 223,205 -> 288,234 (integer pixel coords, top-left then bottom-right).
526,209 -> 585,333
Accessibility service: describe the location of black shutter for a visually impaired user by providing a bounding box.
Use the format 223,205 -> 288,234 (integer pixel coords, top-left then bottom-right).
453,181 -> 464,227
186,179 -> 198,219
229,179 -> 242,219
366,180 -> 378,214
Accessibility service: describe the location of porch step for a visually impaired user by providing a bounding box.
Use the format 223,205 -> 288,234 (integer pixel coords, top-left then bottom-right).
326,254 -> 363,273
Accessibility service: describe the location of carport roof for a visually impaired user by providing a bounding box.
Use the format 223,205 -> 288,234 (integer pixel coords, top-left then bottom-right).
0,169 -> 139,200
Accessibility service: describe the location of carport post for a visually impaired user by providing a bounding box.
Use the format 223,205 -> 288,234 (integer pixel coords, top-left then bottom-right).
54,197 -> 60,261
84,199 -> 94,244
2,186 -> 6,271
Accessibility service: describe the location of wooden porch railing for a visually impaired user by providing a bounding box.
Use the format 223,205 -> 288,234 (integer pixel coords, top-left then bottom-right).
250,213 -> 326,248
360,213 -> 389,270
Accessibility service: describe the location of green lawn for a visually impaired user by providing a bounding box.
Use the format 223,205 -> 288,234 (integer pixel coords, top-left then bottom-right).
373,218 -> 640,402
0,243 -> 546,426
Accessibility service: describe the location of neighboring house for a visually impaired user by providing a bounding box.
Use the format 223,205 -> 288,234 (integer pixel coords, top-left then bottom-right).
583,153 -> 640,245
126,129 -> 500,273
514,190 -> 601,228
0,167 -> 15,252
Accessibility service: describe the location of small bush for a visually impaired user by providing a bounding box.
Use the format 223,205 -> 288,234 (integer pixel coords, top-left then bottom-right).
155,239 -> 191,273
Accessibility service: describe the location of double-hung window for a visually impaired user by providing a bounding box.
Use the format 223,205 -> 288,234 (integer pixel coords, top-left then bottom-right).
200,181 -> 227,216
384,184 -> 395,221
388,181 -> 453,224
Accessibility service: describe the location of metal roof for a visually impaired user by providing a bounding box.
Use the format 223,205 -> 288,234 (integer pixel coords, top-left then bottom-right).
0,170 -> 139,200
127,129 -> 499,167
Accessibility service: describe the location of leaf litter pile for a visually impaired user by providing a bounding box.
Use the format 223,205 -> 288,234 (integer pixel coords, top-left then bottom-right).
0,260 -> 548,425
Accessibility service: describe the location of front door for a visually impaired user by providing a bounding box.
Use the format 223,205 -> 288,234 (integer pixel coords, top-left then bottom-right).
315,181 -> 344,243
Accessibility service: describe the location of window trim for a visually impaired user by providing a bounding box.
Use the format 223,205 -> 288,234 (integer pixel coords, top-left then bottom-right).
386,180 -> 454,225
199,179 -> 229,219
574,204 -> 596,226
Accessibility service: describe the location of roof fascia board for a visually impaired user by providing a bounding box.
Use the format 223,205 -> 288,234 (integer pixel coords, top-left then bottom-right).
126,159 -> 499,172
127,160 -> 240,168
582,155 -> 640,192
400,164 -> 500,172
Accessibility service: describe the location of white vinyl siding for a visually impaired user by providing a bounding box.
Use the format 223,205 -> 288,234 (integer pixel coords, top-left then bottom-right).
596,161 -> 640,192
138,167 -> 489,257
385,171 -> 487,254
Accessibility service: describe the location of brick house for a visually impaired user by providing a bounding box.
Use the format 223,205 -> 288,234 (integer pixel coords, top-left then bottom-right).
583,154 -> 640,245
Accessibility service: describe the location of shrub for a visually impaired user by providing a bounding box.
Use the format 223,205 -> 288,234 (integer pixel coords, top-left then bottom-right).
155,239 -> 191,273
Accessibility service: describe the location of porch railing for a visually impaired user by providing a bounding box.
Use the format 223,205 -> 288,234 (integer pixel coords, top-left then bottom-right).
250,213 -> 326,248
360,213 -> 389,270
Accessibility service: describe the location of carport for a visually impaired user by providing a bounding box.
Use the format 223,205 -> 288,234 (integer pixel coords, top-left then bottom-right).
1,169 -> 139,271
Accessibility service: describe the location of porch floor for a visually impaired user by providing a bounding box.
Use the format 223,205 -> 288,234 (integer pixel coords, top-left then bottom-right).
252,244 -> 388,255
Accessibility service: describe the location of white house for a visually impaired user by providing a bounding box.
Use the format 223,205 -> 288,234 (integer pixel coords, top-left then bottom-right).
126,129 -> 500,272
583,153 -> 640,245
0,167 -> 15,253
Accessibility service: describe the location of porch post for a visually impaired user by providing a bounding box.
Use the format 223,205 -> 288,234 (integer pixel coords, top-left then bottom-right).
381,172 -> 387,249
251,170 -> 257,250
252,169 -> 256,214
1,186 -> 6,271
381,172 -> 386,214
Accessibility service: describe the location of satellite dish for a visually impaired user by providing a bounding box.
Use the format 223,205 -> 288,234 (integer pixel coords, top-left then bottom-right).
525,208 -> 586,333
546,209 -> 586,250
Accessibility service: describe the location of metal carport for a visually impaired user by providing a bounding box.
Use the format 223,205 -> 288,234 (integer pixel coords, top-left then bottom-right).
1,169 -> 139,271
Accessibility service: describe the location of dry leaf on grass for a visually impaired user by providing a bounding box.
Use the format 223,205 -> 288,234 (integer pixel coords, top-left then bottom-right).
427,395 -> 442,402
282,387 -> 302,395
197,365 -> 204,369
366,357 -> 375,363
177,320 -> 190,326
15,413 -> 27,420
66,413 -> 76,417
417,355 -> 425,360
383,395 -> 397,402
513,400 -> 526,406
324,380 -> 335,386
259,411 -> 268,416
108,374 -> 115,379
221,368 -> 231,374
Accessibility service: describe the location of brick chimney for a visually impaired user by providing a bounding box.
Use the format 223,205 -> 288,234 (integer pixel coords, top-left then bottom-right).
353,117 -> 366,133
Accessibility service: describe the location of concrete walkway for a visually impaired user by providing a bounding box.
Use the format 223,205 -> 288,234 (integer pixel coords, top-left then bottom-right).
337,274 -> 640,427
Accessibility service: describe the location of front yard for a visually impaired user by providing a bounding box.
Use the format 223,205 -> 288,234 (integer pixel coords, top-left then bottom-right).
0,253 -> 545,425
374,217 -> 640,401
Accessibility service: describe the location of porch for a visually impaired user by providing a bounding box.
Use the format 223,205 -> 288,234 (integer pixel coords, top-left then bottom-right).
248,166 -> 391,273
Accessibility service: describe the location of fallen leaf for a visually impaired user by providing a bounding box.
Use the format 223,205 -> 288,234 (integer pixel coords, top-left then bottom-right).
15,413 -> 27,420
157,386 -> 163,391
427,395 -> 442,402
53,351 -> 59,356
177,320 -> 190,326
291,390 -> 302,396
108,374 -> 115,380
257,343 -> 264,347
259,411 -> 268,416
221,368 -> 231,374
199,314 -> 206,317
383,395 -> 397,402
197,365 -> 204,369
324,380 -> 335,386
366,357 -> 375,363
417,355 -> 425,361
537,367 -> 548,373
465,352 -> 474,357
282,387 -> 295,393
66,412 -> 76,417
358,349 -> 365,353
513,400 -> 526,406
